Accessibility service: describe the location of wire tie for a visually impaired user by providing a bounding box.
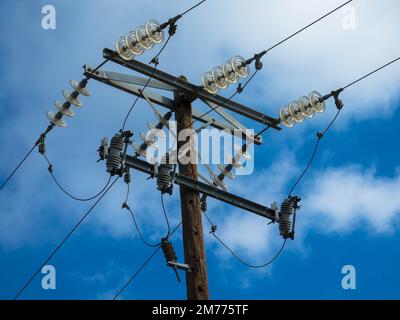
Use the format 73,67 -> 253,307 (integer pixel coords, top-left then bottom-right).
316,132 -> 324,140
332,89 -> 345,110
48,165 -> 53,173
122,202 -> 130,210
150,57 -> 159,66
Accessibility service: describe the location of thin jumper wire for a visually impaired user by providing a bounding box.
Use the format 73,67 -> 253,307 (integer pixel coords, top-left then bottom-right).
204,212 -> 287,269
42,153 -> 112,202
124,184 -> 171,248
287,108 -> 342,198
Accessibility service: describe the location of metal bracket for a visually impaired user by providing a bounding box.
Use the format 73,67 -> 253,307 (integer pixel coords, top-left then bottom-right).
200,98 -> 262,144
167,261 -> 191,273
124,155 -> 276,221
84,66 -> 263,145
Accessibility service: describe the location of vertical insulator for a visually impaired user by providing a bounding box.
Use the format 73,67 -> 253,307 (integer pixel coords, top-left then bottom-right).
124,172 -> 131,184
200,195 -> 207,213
38,142 -> 46,155
161,240 -> 177,263
106,134 -> 124,175
157,153 -> 174,194
279,199 -> 294,238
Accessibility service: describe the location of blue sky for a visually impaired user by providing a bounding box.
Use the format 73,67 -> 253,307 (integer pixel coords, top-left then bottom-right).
1,0 -> 400,300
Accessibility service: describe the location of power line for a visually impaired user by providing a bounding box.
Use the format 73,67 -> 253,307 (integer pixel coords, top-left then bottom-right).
113,221 -> 183,300
119,1 -> 209,131
213,233 -> 287,269
264,0 -> 353,54
181,0 -> 207,17
1,55 -> 114,192
204,212 -> 287,269
123,185 -> 172,247
160,193 -> 171,238
0,144 -> 37,191
190,1 -> 352,131
343,56 -> 400,90
0,125 -> 54,191
286,55 -> 400,196
42,154 -> 112,202
288,108 -> 342,197
121,63 -> 159,132
13,176 -> 120,300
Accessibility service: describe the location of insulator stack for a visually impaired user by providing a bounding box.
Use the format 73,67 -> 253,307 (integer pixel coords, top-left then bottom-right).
106,134 -> 124,175
202,56 -> 250,94
161,240 -> 178,264
279,91 -> 326,128
279,199 -> 294,238
157,153 -> 174,195
47,79 -> 90,128
116,20 -> 165,61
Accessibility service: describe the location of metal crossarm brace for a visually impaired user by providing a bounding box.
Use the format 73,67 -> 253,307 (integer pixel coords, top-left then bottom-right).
102,48 -> 281,130
124,155 -> 276,221
84,66 -> 263,145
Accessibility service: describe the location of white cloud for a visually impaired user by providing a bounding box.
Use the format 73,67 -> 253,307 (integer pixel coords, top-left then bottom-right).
205,162 -> 400,270
302,166 -> 400,234
204,153 -> 297,262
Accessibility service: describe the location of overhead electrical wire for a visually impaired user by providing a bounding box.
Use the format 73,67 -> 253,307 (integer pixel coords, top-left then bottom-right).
160,194 -> 172,238
120,0 -> 208,131
113,220 -> 183,300
120,64 -> 159,132
262,0 -> 353,54
6,0 -> 400,300
123,185 -> 172,248
42,153 -> 112,202
13,176 -> 120,300
343,56 -> 400,90
287,109 -> 341,197
287,55 -> 400,197
0,125 -> 53,191
181,0 -> 207,16
203,209 -> 287,269
0,144 -> 37,191
190,1 -> 352,130
0,56 -> 112,193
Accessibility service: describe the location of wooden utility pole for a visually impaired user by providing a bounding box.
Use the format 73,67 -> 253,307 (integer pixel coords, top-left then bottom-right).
174,76 -> 209,300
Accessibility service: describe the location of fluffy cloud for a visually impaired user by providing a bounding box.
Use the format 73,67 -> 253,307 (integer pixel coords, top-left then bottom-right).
302,166 -> 400,234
